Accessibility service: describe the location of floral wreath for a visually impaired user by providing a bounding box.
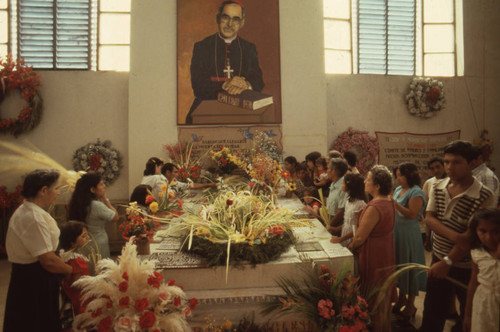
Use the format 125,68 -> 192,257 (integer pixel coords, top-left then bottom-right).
331,127 -> 379,175
72,139 -> 123,185
0,55 -> 42,137
406,77 -> 445,118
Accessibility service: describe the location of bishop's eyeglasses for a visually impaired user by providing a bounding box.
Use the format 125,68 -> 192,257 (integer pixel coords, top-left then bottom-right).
220,14 -> 242,25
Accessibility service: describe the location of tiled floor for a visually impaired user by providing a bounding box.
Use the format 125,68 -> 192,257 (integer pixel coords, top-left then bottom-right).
0,250 -> 456,331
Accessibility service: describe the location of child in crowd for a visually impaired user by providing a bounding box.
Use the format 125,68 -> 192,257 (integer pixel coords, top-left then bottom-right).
59,221 -> 91,316
313,157 -> 331,198
130,184 -> 154,211
463,208 -> 500,332
330,173 -> 366,246
303,186 -> 321,219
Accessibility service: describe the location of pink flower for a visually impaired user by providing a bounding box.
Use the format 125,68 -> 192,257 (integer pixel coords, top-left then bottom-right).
159,292 -> 168,301
317,299 -> 335,320
117,316 -> 132,328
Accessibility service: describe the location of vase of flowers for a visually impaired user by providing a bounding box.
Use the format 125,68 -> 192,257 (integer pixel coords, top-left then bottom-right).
119,214 -> 160,254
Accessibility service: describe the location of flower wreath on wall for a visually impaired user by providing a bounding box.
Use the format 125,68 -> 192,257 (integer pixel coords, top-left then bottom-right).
73,139 -> 123,185
405,77 -> 445,118
0,55 -> 42,137
331,127 -> 379,175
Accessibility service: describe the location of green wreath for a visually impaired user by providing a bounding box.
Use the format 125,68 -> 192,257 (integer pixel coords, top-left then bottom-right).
182,231 -> 295,267
0,56 -> 42,137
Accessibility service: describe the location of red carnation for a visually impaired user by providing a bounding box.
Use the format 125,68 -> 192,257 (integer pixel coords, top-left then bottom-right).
134,298 -> 149,312
173,296 -> 181,306
226,199 -> 233,206
118,281 -> 128,292
122,272 -> 129,280
98,316 -> 113,332
191,173 -> 197,179
220,158 -> 228,165
119,296 -> 130,308
139,311 -> 156,329
189,298 -> 198,310
89,154 -> 102,171
168,279 -> 176,286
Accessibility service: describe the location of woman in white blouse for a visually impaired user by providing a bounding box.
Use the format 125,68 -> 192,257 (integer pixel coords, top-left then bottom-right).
4,169 -> 73,331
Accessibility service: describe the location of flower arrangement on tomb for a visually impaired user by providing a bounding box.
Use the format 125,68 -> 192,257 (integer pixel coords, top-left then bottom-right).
0,55 -> 42,136
164,141 -> 207,183
72,139 -> 123,185
210,146 -> 248,175
331,128 -> 379,175
119,213 -> 161,244
262,262 -> 370,332
72,241 -> 197,332
158,190 -> 307,279
406,77 -> 445,118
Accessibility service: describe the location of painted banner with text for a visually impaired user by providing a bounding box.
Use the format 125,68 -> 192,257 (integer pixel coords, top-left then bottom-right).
376,131 -> 460,177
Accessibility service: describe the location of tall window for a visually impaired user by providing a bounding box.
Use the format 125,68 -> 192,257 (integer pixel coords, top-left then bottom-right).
2,0 -> 130,71
324,0 -> 463,76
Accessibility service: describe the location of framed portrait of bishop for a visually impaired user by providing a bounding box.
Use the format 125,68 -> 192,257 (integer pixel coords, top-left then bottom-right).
177,0 -> 281,125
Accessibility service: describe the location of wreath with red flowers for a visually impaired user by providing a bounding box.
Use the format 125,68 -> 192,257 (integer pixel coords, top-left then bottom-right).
0,55 -> 42,137
331,127 -> 379,175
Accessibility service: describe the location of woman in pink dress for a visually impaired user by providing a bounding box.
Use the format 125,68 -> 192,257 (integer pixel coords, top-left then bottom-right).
349,165 -> 397,331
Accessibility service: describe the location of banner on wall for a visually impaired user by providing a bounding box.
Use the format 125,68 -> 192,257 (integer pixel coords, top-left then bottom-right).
375,131 -> 460,177
178,125 -> 282,156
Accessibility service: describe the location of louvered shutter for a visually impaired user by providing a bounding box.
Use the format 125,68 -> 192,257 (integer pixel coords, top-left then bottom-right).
18,0 -> 91,69
358,0 -> 415,75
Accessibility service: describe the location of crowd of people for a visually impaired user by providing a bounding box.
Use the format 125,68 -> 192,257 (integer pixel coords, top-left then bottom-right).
2,140 -> 499,331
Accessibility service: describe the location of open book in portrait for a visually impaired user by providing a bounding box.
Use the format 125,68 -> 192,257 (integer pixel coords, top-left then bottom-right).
217,89 -> 273,110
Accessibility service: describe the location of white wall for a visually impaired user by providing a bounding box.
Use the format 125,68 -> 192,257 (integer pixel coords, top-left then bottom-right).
326,0 -> 500,171
1,0 -> 498,200
0,71 -> 129,200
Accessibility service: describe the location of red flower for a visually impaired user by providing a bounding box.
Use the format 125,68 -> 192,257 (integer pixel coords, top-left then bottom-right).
122,272 -> 129,280
139,311 -> 156,329
191,172 -> 197,179
89,154 -> 102,171
134,298 -> 149,312
106,301 -> 113,308
145,195 -> 155,204
342,305 -> 356,320
182,172 -> 188,178
98,316 -> 112,332
189,298 -> 198,310
269,225 -> 284,235
226,199 -> 233,206
177,199 -> 183,209
118,281 -> 128,292
317,299 -> 335,320
173,296 -> 181,306
119,296 -> 130,308
168,279 -> 176,286
220,158 -> 228,165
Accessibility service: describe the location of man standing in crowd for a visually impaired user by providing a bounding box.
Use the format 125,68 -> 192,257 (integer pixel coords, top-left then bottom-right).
420,140 -> 497,332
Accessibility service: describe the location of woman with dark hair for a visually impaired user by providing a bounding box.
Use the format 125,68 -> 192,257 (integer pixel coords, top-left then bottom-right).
130,184 -> 153,209
343,150 -> 360,174
284,156 -> 305,198
349,165 -> 397,331
4,169 -> 73,331
140,157 -> 167,200
305,151 -> 321,185
392,162 -> 427,318
68,172 -> 118,258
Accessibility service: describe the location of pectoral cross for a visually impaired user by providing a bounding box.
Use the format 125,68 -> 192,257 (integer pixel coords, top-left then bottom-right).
223,61 -> 234,79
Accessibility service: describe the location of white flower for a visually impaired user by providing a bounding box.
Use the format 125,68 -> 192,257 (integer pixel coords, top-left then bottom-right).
112,166 -> 119,171
101,160 -> 107,167
98,167 -> 104,173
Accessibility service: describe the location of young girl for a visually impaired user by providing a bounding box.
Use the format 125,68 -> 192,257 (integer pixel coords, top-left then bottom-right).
68,172 -> 119,258
330,173 -> 366,246
464,208 -> 500,332
303,186 -> 321,217
313,157 -> 331,198
59,221 -> 91,315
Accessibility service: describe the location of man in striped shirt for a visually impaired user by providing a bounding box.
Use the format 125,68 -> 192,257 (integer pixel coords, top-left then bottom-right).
420,140 -> 497,332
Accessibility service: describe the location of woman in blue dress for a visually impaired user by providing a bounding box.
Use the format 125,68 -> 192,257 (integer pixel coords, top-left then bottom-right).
68,172 -> 118,258
392,162 -> 427,319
